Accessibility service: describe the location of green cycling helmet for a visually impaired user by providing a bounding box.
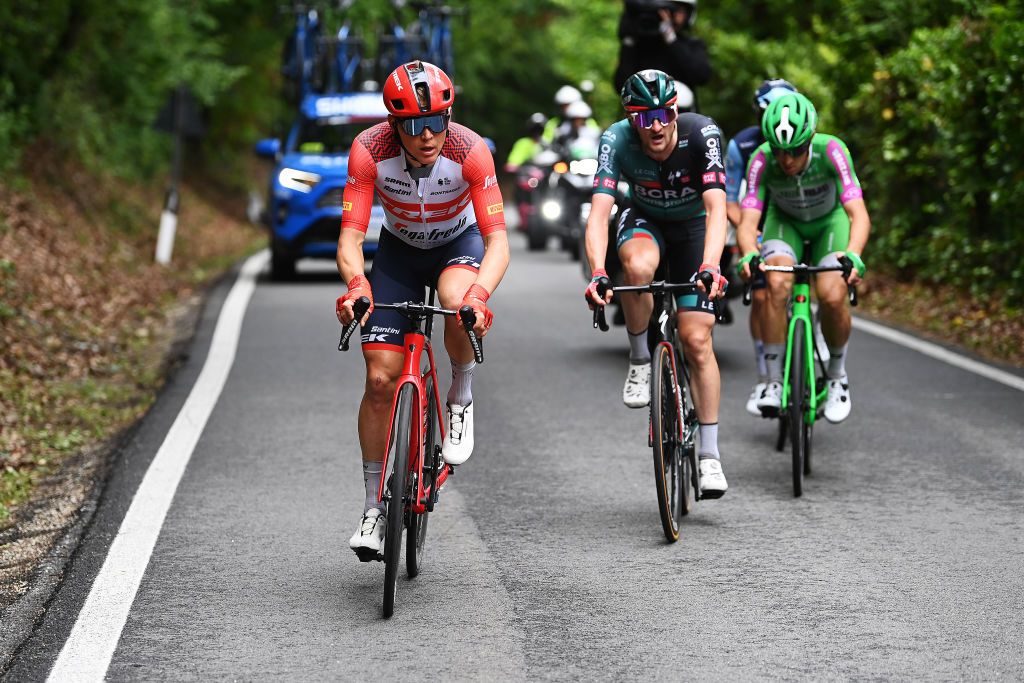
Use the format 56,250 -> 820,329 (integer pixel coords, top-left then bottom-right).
620,69 -> 677,111
761,92 -> 817,150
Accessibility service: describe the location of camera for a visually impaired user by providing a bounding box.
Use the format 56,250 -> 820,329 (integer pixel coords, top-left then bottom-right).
620,0 -> 678,38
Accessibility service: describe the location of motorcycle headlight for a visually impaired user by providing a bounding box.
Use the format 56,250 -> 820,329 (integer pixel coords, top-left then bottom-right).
278,168 -> 321,193
541,199 -> 562,221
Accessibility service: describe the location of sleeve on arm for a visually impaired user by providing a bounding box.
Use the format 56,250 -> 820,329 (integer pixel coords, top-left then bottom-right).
725,139 -> 743,203
740,149 -> 769,211
341,139 -> 377,233
464,138 -> 506,236
825,138 -> 864,204
693,120 -> 726,193
592,127 -> 622,197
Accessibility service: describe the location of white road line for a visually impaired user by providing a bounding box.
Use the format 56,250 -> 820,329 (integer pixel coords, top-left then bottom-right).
48,251 -> 268,682
853,315 -> 1024,393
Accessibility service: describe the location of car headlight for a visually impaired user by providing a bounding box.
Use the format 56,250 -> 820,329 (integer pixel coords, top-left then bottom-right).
278,168 -> 321,193
541,199 -> 562,221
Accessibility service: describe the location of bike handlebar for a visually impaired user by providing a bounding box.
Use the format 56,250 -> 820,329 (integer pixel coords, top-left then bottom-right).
742,255 -> 858,307
338,297 -> 484,362
591,273 -> 724,331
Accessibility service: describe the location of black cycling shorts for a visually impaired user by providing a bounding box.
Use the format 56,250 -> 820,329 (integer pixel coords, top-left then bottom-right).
615,207 -> 715,314
361,226 -> 484,350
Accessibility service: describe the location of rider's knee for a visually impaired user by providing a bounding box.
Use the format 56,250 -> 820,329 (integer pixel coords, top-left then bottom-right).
680,322 -> 713,360
364,363 -> 398,403
766,272 -> 793,304
816,280 -> 847,310
621,252 -> 657,283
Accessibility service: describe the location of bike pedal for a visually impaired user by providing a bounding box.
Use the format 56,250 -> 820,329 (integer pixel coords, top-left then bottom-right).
354,547 -> 382,563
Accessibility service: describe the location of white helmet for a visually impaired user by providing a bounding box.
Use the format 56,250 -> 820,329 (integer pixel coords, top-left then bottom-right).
564,100 -> 592,119
554,85 -> 582,105
674,81 -> 695,112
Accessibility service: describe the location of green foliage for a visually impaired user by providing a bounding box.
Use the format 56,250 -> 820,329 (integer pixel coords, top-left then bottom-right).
2,0 -> 1021,299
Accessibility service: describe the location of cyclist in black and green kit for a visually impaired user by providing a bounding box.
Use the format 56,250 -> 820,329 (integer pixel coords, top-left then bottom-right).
584,69 -> 729,497
736,92 -> 871,423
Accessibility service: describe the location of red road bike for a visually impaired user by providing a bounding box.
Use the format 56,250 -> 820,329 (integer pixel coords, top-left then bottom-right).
339,292 -> 481,618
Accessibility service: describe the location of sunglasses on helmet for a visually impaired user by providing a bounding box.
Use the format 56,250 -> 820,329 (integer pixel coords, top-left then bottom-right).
396,112 -> 451,136
628,107 -> 678,129
771,140 -> 812,158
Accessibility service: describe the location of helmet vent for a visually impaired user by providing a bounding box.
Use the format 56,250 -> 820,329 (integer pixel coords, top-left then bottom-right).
390,99 -> 406,111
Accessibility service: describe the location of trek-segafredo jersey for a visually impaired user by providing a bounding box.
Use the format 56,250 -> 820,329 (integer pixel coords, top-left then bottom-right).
740,134 -> 863,222
592,112 -> 727,223
342,121 -> 505,248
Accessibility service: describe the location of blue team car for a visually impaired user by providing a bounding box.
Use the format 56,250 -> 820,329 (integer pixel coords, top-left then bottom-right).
256,92 -> 388,279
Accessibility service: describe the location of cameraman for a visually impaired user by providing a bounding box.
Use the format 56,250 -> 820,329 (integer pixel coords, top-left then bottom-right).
613,0 -> 711,110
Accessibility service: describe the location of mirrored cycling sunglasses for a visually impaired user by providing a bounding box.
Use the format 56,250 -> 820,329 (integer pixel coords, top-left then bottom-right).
628,107 -> 678,129
771,140 -> 812,158
396,112 -> 451,136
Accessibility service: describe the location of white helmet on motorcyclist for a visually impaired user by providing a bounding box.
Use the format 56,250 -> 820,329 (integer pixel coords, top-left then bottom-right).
554,85 -> 582,105
565,100 -> 592,120
674,81 -> 695,113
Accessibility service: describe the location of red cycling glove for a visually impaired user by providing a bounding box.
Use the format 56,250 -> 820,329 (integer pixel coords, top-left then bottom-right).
585,268 -> 609,308
698,262 -> 728,298
462,283 -> 493,330
336,274 -> 373,324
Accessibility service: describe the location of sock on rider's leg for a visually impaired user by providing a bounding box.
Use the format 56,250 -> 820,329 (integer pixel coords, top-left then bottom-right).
628,329 -> 650,364
827,343 -> 849,380
698,423 -> 720,460
754,339 -> 768,382
363,460 -> 384,514
764,343 -> 785,382
447,360 -> 476,406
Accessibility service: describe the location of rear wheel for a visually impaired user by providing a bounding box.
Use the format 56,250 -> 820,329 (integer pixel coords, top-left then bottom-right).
651,343 -> 683,542
788,320 -> 807,497
382,384 -> 414,618
407,376 -> 437,578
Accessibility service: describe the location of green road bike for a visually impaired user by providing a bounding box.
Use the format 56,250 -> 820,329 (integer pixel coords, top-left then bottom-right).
744,255 -> 857,497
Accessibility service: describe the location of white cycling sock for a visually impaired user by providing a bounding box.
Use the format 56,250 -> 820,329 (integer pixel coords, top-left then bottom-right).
698,422 -> 720,459
363,460 -> 383,513
827,343 -> 849,380
628,329 -> 650,364
447,360 -> 475,406
754,339 -> 768,382
764,343 -> 785,382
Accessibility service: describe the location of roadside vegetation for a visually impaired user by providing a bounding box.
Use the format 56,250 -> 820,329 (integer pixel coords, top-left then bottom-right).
1,0 -> 1022,519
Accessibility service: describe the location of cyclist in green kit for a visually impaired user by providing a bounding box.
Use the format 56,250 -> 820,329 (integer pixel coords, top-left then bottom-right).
736,93 -> 871,424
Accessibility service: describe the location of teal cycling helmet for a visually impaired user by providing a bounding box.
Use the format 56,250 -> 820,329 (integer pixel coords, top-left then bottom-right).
761,92 -> 817,150
620,69 -> 677,111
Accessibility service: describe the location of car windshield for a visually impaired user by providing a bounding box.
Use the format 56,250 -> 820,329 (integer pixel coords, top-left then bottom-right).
294,119 -> 374,154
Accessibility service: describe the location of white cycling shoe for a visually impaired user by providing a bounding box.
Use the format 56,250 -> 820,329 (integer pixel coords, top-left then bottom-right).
745,382 -> 767,417
756,380 -> 783,417
824,376 -> 852,424
698,459 -> 728,499
442,403 -> 474,465
349,508 -> 386,562
623,362 -> 651,408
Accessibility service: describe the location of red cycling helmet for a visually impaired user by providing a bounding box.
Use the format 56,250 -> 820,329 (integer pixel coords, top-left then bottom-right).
383,61 -> 455,116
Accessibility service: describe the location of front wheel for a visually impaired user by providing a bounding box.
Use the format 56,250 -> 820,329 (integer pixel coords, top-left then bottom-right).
407,376 -> 437,578
651,343 -> 683,542
383,384 -> 414,618
788,320 -> 807,497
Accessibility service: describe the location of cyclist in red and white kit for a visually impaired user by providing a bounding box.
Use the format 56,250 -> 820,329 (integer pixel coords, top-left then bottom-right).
335,61 -> 510,557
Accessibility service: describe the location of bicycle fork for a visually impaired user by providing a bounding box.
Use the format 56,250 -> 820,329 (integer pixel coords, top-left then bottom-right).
781,281 -> 819,421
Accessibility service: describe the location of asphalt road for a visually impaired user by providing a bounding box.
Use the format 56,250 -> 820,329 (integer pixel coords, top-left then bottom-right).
7,236 -> 1024,681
